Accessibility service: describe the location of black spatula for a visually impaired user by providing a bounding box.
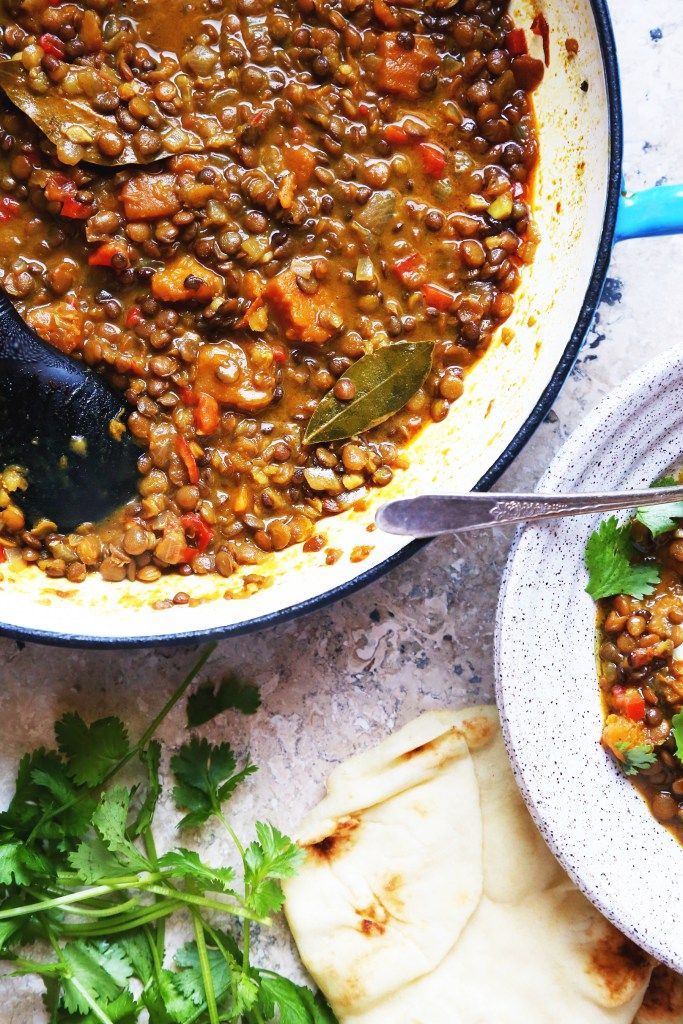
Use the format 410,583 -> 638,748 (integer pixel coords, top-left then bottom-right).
0,292 -> 138,531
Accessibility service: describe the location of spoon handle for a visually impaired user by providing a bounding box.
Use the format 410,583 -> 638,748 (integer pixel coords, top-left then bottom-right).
375,487 -> 683,537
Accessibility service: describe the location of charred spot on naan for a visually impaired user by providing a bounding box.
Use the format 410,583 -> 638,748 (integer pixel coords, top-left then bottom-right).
356,902 -> 388,937
588,928 -> 652,1004
637,965 -> 683,1023
304,815 -> 360,860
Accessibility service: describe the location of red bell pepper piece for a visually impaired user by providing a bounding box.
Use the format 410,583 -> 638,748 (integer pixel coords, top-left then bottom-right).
624,692 -> 646,722
179,385 -> 196,406
0,197 -> 20,222
417,142 -> 447,179
194,391 -> 220,435
270,341 -> 287,363
531,13 -> 551,66
392,251 -> 425,286
422,283 -> 456,311
125,305 -> 142,327
506,28 -> 528,55
384,124 -> 410,146
181,512 -> 213,562
45,172 -> 75,202
39,33 -> 66,58
0,545 -> 7,563
613,686 -> 646,722
60,195 -> 91,219
175,434 -> 199,485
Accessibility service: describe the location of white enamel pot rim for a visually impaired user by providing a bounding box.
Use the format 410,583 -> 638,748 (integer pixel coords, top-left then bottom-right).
0,0 -> 629,646
495,344 -> 683,971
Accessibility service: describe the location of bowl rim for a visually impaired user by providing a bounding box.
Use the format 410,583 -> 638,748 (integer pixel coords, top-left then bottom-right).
0,0 -> 624,649
495,344 -> 683,971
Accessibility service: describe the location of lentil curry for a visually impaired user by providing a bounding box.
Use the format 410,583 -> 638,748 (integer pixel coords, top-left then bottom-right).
0,0 -> 541,587
598,509 -> 683,839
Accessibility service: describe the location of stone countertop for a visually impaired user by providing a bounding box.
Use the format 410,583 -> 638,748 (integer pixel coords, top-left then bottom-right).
2,3 -> 683,1018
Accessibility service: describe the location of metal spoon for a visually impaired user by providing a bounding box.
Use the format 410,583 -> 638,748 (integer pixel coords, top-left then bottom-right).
0,292 -> 138,531
376,486 -> 683,537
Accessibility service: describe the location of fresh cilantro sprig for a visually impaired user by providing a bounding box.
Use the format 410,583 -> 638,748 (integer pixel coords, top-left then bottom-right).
584,517 -> 661,600
0,644 -> 336,1024
615,741 -> 657,777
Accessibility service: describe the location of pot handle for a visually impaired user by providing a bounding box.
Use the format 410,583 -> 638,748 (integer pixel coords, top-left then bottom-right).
615,183 -> 683,242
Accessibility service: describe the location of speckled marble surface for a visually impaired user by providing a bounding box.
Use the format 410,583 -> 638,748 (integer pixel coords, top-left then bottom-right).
3,3 -> 683,1018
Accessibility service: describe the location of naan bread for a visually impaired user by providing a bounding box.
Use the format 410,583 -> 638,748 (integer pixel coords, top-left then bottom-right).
283,710 -> 484,1014
284,706 -> 654,1024
637,966 -> 683,1023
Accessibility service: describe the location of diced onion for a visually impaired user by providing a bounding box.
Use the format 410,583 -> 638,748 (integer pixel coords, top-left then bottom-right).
355,256 -> 375,282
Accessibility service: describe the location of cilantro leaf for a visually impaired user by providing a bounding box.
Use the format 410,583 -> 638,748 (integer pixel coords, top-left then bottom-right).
90,787 -> 150,873
635,475 -> 683,537
257,974 -> 336,1024
671,712 -> 683,764
0,841 -> 50,886
615,741 -> 657,776
60,941 -> 130,1015
0,749 -> 95,849
173,942 -> 232,1008
143,971 -> 192,1024
85,989 -> 138,1024
56,714 -> 130,787
187,674 -> 261,727
158,849 -> 236,894
69,836 -> 123,885
244,823 -> 304,918
585,517 -> 660,600
117,933 -> 154,987
0,919 -> 21,953
172,739 -> 257,829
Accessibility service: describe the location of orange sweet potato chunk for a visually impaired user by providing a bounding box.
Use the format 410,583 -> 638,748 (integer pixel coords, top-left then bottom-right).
121,172 -> 180,220
26,301 -> 84,354
151,255 -> 224,303
284,145 -> 317,187
264,269 -> 340,346
376,34 -> 440,99
601,714 -> 649,762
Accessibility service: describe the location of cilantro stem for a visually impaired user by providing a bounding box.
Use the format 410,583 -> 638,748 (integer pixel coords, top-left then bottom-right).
0,875 -> 165,920
118,642 -> 217,775
142,825 -> 166,962
59,901 -> 182,938
217,810 -> 245,859
27,889 -> 140,919
145,884 -> 265,922
10,955 -> 62,976
191,908 -> 220,1024
215,810 -> 252,985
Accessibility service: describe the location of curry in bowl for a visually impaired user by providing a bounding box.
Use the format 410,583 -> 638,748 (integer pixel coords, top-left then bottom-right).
0,0 -> 541,587
589,482 -> 683,837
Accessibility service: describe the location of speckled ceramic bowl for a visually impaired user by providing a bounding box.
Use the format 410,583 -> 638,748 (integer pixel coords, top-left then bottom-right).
495,345 -> 683,970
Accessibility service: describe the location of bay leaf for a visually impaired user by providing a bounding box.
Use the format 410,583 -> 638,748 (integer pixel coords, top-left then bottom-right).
304,341 -> 435,445
0,61 -> 203,166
